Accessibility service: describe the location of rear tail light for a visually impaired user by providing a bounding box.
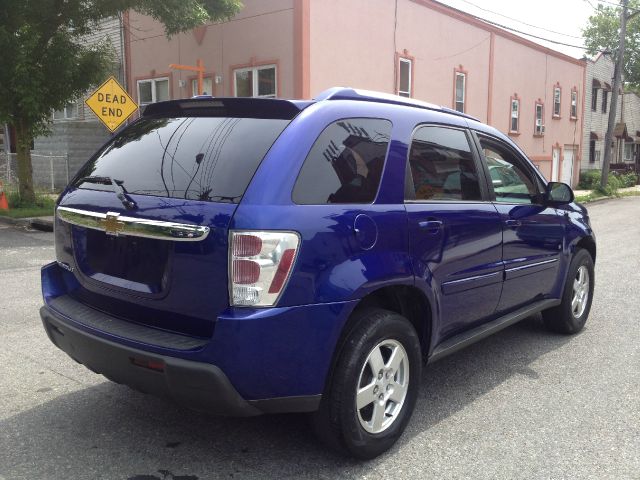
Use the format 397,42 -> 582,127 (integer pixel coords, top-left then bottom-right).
229,231 -> 300,307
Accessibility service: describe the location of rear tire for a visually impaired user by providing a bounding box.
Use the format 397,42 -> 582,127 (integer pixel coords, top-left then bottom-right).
543,248 -> 594,334
312,308 -> 421,459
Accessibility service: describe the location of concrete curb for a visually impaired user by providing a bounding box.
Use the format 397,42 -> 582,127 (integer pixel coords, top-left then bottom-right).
0,215 -> 54,232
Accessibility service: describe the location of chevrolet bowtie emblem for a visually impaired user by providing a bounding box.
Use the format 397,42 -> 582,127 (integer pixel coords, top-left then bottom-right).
102,212 -> 125,236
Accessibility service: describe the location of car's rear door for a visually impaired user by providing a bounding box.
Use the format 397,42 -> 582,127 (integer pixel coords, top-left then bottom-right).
473,132 -> 565,313
405,125 -> 503,341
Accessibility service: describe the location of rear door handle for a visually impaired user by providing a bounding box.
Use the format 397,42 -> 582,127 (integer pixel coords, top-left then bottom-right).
418,220 -> 443,232
505,219 -> 522,227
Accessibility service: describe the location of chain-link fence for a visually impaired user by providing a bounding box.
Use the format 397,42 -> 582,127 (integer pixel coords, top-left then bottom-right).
0,151 -> 69,191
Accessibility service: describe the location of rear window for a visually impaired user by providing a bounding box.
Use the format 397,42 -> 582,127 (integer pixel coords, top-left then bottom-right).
73,116 -> 289,203
292,118 -> 392,204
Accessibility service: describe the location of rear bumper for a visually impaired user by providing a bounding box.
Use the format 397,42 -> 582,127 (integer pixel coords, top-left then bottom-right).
40,305 -> 319,416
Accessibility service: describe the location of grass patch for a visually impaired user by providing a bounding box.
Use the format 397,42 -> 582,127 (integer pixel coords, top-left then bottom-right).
0,188 -> 56,218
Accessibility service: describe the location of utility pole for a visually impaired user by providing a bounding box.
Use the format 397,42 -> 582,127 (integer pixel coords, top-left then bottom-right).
601,0 -> 628,189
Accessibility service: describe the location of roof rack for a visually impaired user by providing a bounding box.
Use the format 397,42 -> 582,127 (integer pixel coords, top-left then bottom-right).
314,87 -> 480,122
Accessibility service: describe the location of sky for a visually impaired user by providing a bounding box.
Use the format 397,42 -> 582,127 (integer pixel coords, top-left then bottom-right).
435,0 -> 610,59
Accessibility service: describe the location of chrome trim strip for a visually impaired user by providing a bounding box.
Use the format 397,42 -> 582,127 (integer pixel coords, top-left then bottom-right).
444,271 -> 502,286
505,258 -> 558,273
56,206 -> 210,242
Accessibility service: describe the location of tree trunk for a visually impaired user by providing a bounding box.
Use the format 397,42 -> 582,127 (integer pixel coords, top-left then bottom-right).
15,117 -> 35,204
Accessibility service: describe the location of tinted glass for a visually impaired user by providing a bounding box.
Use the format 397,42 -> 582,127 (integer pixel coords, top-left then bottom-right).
399,60 -> 411,97
73,117 -> 289,203
480,138 -> 539,204
156,80 -> 169,102
258,68 -> 276,97
293,118 -> 391,204
139,81 -> 152,104
235,70 -> 253,97
407,126 -> 481,201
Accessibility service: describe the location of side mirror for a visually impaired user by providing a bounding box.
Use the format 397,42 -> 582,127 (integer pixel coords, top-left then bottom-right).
546,182 -> 574,205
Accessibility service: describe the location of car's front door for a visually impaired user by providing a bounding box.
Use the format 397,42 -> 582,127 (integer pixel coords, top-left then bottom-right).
474,133 -> 565,313
405,125 -> 503,341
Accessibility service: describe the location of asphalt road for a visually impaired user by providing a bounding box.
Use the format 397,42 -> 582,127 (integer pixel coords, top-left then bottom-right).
0,198 -> 638,480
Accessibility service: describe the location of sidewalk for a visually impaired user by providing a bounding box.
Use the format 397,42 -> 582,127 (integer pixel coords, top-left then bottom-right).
573,185 -> 640,197
0,215 -> 54,231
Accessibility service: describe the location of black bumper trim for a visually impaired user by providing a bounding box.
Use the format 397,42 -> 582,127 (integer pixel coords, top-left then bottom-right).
40,305 -> 320,416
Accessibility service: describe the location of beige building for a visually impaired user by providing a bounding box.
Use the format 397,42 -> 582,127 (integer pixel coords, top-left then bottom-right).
125,0 -> 586,185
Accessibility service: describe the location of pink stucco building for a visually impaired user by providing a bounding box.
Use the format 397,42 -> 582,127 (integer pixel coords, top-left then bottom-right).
124,0 -> 586,186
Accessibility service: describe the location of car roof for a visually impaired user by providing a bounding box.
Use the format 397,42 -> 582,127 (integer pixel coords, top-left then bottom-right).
142,87 -> 480,123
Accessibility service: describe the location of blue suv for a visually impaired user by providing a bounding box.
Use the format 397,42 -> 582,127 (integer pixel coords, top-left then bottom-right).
40,88 -> 595,458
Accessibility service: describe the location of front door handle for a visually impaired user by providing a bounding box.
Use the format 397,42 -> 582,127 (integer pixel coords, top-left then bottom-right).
418,220 -> 443,233
505,219 -> 522,228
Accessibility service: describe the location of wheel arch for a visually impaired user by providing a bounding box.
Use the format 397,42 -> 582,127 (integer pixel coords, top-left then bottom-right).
320,284 -> 433,399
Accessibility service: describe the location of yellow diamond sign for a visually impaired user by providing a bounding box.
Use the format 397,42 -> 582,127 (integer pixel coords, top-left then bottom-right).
85,76 -> 138,132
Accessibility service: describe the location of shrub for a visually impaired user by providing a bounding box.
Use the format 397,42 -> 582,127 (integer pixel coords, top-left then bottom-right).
5,186 -> 56,210
578,170 -> 601,190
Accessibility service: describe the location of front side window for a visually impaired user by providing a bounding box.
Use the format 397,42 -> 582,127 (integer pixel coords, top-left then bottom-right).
455,72 -> 466,113
624,142 -> 634,161
293,118 -> 391,204
553,87 -> 561,117
234,65 -> 277,98
591,88 -> 598,111
570,90 -> 578,119
602,89 -> 609,113
534,103 -> 544,135
510,98 -> 520,133
589,140 -> 596,163
137,78 -> 170,105
479,137 -> 539,204
191,77 -> 214,96
406,126 -> 481,201
398,58 -> 412,97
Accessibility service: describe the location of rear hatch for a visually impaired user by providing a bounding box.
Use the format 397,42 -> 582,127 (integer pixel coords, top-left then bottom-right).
54,98 -> 305,338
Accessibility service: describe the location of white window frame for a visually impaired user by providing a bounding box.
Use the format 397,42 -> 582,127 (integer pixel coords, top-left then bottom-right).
570,90 -> 578,119
455,72 -> 466,113
233,65 -> 277,98
191,76 -> 214,96
510,98 -> 520,133
397,57 -> 412,97
553,87 -> 561,117
535,103 -> 544,136
624,142 -> 634,162
53,101 -> 80,121
137,77 -> 170,106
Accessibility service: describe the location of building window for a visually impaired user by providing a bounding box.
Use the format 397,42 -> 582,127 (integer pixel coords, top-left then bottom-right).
553,86 -> 561,117
534,102 -> 544,136
624,142 -> 634,162
591,87 -> 598,112
397,57 -> 412,97
589,140 -> 601,163
570,89 -> 578,119
191,77 -> 214,96
454,71 -> 466,113
53,101 -> 80,121
510,97 -> 520,133
602,89 -> 609,114
234,65 -> 277,98
137,77 -> 170,105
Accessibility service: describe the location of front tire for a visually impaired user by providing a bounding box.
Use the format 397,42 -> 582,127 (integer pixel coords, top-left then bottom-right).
312,308 -> 422,459
543,248 -> 594,334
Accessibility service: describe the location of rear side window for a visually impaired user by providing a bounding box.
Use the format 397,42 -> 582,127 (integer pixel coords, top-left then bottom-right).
292,118 -> 392,204
73,117 -> 289,203
406,126 -> 482,201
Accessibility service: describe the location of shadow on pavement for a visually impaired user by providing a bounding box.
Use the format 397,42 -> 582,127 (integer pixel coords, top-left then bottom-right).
0,314 -> 573,480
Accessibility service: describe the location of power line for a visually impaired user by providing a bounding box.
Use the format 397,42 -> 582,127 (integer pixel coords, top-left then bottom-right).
452,0 -> 584,39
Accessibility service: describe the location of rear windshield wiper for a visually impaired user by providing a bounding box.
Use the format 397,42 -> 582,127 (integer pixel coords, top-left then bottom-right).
77,176 -> 137,210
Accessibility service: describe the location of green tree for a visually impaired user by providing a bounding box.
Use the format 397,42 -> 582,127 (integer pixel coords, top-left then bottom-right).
583,1 -> 640,89
0,0 -> 241,203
